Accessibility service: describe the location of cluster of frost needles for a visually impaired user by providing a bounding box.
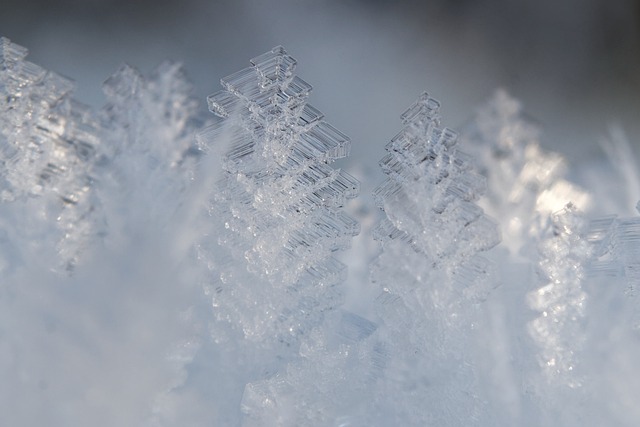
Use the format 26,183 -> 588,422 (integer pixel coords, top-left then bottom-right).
2,38 -> 640,426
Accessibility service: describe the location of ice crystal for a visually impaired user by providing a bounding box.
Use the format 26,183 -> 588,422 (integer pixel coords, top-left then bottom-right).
587,211 -> 640,296
459,90 -> 590,255
367,92 -> 500,425
372,92 -> 499,273
242,92 -> 501,426
190,47 -> 361,425
193,47 -> 359,418
3,36 -> 640,427
0,37 -> 99,270
98,61 -> 201,232
527,204 -> 590,389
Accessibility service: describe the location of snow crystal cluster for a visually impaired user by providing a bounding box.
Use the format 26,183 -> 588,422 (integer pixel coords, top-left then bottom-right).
2,37 -> 640,426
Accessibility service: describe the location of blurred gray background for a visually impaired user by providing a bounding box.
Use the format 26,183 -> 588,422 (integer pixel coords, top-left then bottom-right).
2,0 -> 639,183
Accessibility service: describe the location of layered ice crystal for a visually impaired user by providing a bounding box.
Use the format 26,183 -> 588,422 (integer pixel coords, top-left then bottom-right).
527,204 -> 590,388
197,45 -> 359,349
459,90 -> 590,256
366,92 -> 501,425
372,92 -> 499,270
99,61 -> 201,230
241,92 -> 502,426
0,37 -> 100,270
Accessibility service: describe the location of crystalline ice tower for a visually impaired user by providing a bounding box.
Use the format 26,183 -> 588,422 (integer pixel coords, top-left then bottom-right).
0,37 -> 99,270
195,46 -> 360,423
367,92 -> 500,425
4,35 -> 640,427
99,61 -> 201,233
459,90 -> 590,254
527,203 -> 590,386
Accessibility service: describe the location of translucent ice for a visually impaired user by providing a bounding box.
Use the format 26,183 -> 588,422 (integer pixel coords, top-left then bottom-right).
198,46 -> 359,346
241,92 -> 502,426
3,36 -> 640,427
459,90 -> 590,256
98,61 -> 202,231
0,37 -> 100,270
372,92 -> 499,269
527,204 -> 590,388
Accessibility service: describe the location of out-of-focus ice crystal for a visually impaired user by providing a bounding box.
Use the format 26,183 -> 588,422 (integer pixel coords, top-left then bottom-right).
459,90 -> 590,256
0,37 -> 100,270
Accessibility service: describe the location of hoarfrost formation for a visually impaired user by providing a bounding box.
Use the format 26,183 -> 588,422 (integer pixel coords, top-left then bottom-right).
1,37 -> 640,427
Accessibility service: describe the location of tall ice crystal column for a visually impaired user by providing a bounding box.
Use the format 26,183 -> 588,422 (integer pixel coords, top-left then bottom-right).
197,46 -> 359,352
368,92 -> 500,425
0,37 -> 99,270
527,204 -> 590,388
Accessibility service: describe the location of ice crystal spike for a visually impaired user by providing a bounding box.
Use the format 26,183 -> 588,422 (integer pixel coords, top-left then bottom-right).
198,46 -> 359,351
0,37 -> 99,270
250,45 -> 297,87
588,207 -> 640,298
527,204 -> 590,389
373,92 -> 499,266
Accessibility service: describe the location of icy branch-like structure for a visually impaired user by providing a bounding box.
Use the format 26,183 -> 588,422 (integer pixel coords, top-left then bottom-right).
0,37 -> 99,270
97,61 -> 205,425
586,205 -> 640,298
0,39 -> 207,427
198,44 -> 359,355
5,36 -> 640,427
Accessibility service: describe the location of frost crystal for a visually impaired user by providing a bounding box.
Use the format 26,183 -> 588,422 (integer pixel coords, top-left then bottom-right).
242,93 -> 502,426
198,45 -> 359,352
99,61 -> 201,230
0,37 -> 99,270
4,35 -> 640,427
365,92 -> 501,425
244,93 -> 502,426
372,92 -> 499,270
587,212 -> 640,296
527,203 -> 590,388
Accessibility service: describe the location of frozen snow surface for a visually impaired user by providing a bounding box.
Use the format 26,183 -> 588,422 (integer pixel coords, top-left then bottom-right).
2,38 -> 640,426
